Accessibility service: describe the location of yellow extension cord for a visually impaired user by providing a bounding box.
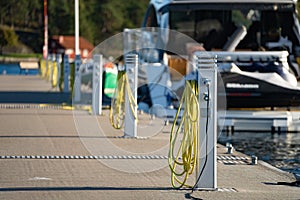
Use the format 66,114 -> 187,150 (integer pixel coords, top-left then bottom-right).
110,71 -> 138,129
51,62 -> 58,88
168,80 -> 199,189
40,59 -> 59,88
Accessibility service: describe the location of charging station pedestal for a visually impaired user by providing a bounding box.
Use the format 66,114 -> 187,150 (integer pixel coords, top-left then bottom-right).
63,54 -> 70,93
194,52 -> 218,190
56,54 -> 62,91
124,53 -> 138,138
74,55 -> 82,102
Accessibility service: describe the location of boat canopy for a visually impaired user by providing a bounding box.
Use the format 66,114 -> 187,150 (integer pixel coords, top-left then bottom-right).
144,0 -> 300,54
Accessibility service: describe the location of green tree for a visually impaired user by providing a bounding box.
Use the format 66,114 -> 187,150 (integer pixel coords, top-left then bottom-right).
90,0 -> 148,43
47,0 -> 96,44
123,0 -> 148,28
0,26 -> 18,54
0,28 -> 7,54
48,0 -> 73,36
0,0 -> 41,29
79,0 -> 95,44
0,0 -> 151,51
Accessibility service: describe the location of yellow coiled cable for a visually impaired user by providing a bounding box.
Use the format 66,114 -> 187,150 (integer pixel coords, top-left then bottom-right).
110,71 -> 138,129
168,80 -> 199,188
52,62 -> 58,88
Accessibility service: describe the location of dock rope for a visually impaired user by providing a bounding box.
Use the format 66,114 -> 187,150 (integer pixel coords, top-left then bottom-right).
168,80 -> 199,188
110,71 -> 137,129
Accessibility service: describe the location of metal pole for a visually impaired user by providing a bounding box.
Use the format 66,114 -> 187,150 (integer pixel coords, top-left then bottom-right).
43,0 -> 48,72
75,0 -> 80,56
63,54 -> 70,93
92,54 -> 103,115
74,0 -> 81,101
195,52 -> 218,190
124,53 -> 138,138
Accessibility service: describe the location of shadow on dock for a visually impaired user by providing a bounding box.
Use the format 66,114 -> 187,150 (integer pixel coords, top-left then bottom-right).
0,186 -> 174,192
0,91 -> 71,104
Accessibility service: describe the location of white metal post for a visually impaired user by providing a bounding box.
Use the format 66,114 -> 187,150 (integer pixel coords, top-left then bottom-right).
75,0 -> 80,56
92,54 -> 103,115
195,52 -> 218,190
74,55 -> 81,102
43,0 -> 48,72
63,54 -> 70,93
124,54 -> 138,138
74,0 -> 80,100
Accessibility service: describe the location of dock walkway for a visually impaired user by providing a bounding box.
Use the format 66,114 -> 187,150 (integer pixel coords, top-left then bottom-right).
0,75 -> 298,199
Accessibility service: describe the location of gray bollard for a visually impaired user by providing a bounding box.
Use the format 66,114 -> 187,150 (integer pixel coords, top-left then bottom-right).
74,54 -> 82,102
51,54 -> 56,86
124,53 -> 138,138
56,54 -> 62,90
63,54 -> 70,92
92,54 -> 103,115
49,54 -> 53,83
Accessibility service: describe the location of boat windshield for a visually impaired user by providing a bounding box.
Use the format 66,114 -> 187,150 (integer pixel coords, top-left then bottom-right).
169,7 -> 300,52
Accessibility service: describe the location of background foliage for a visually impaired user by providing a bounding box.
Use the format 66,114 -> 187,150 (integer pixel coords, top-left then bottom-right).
1,0 -> 300,54
0,0 -> 149,53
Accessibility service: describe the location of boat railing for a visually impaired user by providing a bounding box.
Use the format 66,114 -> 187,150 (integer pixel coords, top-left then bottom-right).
208,51 -> 289,64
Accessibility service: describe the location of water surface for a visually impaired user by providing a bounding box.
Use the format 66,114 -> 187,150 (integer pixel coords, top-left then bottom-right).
218,132 -> 300,173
